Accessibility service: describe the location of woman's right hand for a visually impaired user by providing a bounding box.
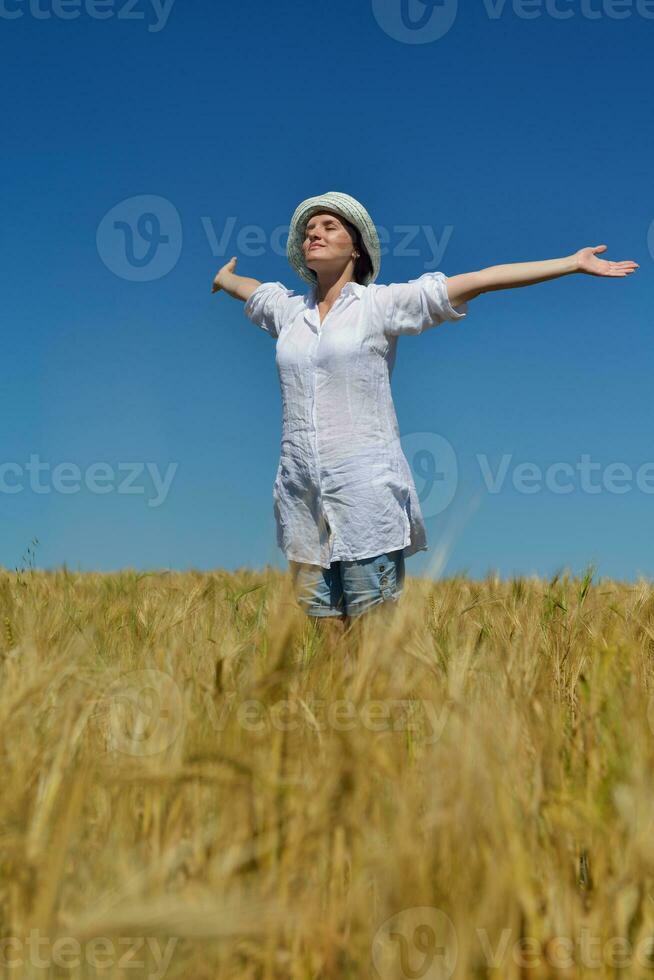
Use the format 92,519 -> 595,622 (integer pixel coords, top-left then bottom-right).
212,256 -> 238,293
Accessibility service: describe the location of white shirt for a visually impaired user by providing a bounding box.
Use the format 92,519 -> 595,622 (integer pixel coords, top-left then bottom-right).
244,271 -> 469,569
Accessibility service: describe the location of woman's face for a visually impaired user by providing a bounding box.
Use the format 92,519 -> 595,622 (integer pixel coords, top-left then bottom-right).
302,211 -> 356,275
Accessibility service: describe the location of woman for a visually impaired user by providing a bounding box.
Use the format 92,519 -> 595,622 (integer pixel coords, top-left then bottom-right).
212,191 -> 638,631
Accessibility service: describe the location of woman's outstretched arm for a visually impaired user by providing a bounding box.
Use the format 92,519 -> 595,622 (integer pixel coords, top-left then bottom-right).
446,245 -> 639,307
212,256 -> 262,301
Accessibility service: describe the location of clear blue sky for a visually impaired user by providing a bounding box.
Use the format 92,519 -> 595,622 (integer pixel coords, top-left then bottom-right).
2,0 -> 652,581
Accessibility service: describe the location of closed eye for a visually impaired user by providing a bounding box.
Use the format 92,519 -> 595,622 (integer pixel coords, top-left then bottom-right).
306,222 -> 337,233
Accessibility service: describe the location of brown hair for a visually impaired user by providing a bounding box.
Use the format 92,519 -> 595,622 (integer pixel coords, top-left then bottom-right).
340,216 -> 373,285
341,218 -> 372,283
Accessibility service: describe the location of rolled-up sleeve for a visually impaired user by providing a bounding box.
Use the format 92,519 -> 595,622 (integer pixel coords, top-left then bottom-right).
382,271 -> 468,336
243,281 -> 295,339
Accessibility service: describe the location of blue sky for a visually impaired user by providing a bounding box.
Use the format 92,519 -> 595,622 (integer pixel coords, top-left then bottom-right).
2,0 -> 652,581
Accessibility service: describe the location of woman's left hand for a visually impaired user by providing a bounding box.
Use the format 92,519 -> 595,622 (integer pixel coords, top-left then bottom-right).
574,244 -> 639,277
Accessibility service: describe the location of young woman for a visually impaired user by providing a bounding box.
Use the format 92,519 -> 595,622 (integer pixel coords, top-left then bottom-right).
212,191 -> 638,632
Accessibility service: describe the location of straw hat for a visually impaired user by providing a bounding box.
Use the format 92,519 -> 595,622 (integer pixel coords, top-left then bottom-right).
286,191 -> 381,286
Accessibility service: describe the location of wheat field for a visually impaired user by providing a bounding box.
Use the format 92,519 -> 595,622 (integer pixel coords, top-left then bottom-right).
1,564 -> 654,979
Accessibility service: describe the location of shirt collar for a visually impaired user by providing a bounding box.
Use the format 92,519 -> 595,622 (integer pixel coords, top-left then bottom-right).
304,280 -> 364,331
341,281 -> 365,298
306,280 -> 364,305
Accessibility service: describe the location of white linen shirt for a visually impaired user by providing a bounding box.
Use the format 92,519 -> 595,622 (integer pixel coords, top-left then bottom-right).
244,271 -> 468,569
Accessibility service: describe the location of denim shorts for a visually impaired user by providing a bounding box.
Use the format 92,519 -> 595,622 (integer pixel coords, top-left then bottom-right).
289,549 -> 405,620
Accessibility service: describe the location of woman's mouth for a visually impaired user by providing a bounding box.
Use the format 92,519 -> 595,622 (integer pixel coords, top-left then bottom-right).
309,243 -> 325,251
